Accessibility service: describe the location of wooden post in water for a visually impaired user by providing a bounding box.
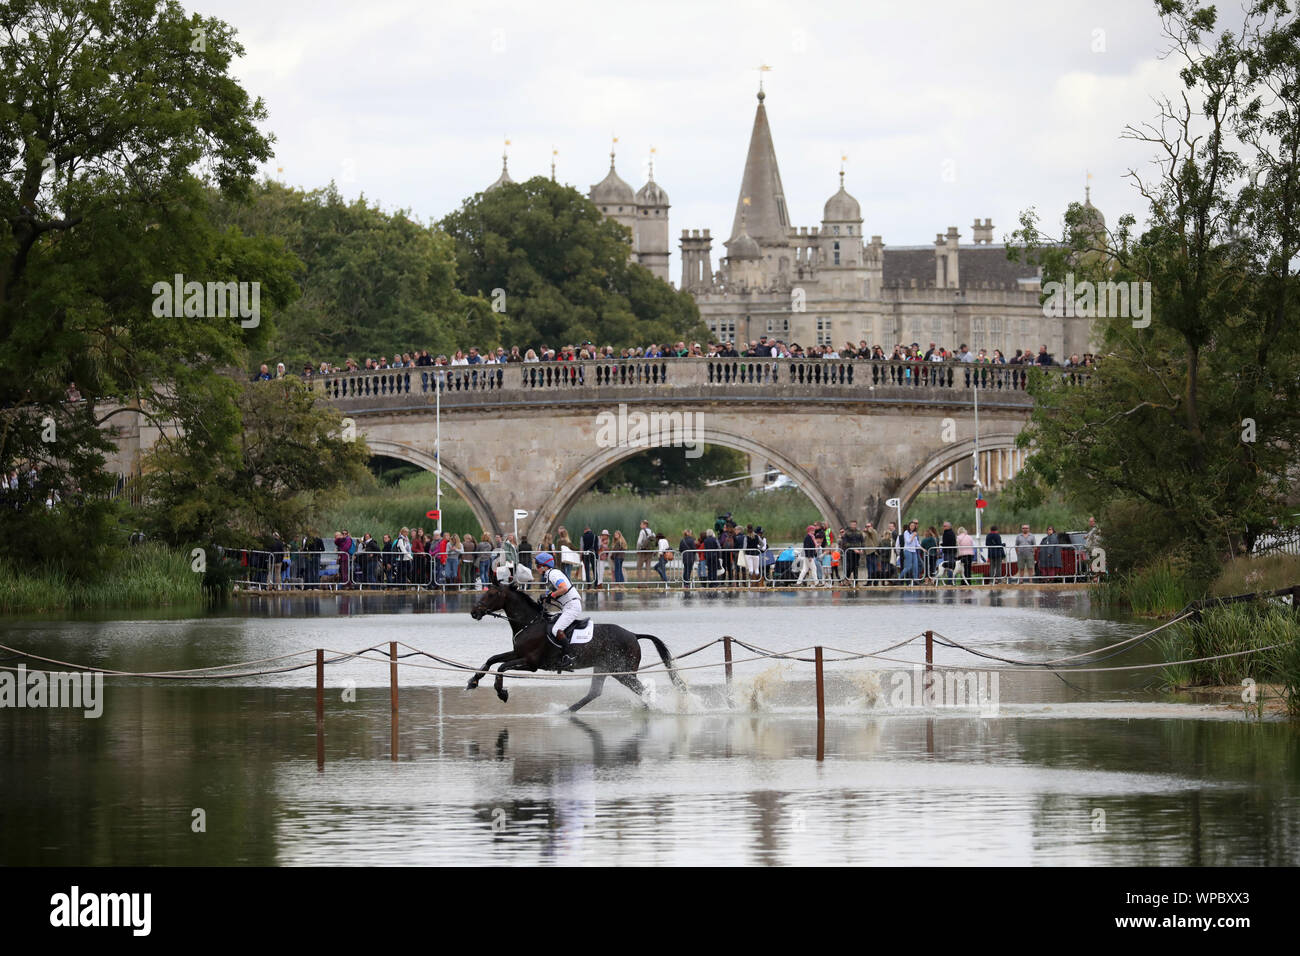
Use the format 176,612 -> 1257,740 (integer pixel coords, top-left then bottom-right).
390,642 -> 399,762
723,635 -> 734,687
315,649 -> 325,770
815,646 -> 826,762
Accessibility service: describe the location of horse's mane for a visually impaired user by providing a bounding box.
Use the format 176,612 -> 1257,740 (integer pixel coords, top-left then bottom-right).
508,583 -> 542,611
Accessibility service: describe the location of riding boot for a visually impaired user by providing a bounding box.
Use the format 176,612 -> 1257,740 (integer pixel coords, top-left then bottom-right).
548,630 -> 577,672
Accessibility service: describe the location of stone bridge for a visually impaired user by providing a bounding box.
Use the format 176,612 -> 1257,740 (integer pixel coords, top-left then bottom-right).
289,358 -> 1076,540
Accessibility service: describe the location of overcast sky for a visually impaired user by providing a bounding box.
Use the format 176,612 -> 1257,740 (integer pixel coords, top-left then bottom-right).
203,0 -> 1190,277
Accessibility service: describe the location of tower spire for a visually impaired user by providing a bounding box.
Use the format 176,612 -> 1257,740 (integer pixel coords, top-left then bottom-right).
551,146 -> 557,182
729,82 -> 789,245
486,137 -> 514,191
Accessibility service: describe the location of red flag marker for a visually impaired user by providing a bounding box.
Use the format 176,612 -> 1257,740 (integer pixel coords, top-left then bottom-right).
426,509 -> 441,520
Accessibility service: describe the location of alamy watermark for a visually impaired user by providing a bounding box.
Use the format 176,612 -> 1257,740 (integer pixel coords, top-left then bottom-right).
151,273 -> 260,327
884,666 -> 999,715
0,665 -> 103,718
595,403 -> 704,459
1042,273 -> 1151,328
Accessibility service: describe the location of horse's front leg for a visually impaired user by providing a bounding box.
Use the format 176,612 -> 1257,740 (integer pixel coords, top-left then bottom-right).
492,657 -> 533,703
467,651 -> 516,690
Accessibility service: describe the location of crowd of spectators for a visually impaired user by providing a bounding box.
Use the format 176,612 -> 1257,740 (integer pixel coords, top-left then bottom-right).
241,514 -> 1101,589
252,338 -> 1097,381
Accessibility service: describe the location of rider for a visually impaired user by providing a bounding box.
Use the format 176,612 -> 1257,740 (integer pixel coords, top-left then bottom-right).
534,551 -> 581,667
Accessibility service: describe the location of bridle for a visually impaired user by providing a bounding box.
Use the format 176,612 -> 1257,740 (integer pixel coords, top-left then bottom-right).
474,590 -> 549,639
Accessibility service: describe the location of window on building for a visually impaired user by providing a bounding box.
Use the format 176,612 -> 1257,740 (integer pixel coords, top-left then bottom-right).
990,317 -> 1003,350
847,226 -> 854,235
1020,318 -> 1030,340
972,316 -> 986,350
833,241 -> 841,266
816,316 -> 833,346
833,226 -> 840,236
910,318 -> 923,342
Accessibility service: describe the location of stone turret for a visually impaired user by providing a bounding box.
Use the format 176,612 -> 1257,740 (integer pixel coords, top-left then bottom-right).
590,149 -> 636,239
634,155 -> 670,282
680,229 -> 714,292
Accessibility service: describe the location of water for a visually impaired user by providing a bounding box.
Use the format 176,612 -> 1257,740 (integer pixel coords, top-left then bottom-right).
2,589 -> 1297,865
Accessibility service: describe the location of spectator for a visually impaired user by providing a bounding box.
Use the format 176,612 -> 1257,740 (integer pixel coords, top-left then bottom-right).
611,530 -> 627,583
653,530 -> 670,584
636,520 -> 653,577
902,520 -> 922,581
679,528 -> 696,587
955,526 -> 974,583
581,525 -> 597,583
986,525 -> 1005,582
921,526 -> 939,582
940,521 -> 958,582
1014,525 -> 1036,583
1039,525 -> 1063,578
841,520 -> 863,584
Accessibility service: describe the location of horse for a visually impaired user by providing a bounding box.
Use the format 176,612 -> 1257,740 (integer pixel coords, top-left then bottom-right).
467,581 -> 687,711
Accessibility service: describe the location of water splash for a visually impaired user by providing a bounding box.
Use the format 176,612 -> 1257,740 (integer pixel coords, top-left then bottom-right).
734,663 -> 794,712
843,670 -> 883,709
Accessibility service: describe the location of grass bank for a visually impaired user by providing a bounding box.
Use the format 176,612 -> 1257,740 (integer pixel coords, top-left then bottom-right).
0,543 -> 203,614
1157,602 -> 1300,716
1092,553 -> 1300,617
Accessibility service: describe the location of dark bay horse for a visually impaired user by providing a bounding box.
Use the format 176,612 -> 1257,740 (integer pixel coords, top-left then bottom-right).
468,581 -> 687,711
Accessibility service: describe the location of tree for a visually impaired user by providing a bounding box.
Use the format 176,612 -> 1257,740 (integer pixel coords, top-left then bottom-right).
142,376 -> 370,546
440,176 -> 706,349
0,0 -> 294,570
1007,0 -> 1300,582
594,445 -> 748,493
210,181 -> 500,369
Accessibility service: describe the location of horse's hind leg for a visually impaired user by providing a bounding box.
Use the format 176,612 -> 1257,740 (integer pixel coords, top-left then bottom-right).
613,673 -> 652,709
568,674 -> 607,713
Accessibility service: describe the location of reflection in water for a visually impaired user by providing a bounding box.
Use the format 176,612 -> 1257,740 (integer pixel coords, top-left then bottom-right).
2,590 -> 1299,866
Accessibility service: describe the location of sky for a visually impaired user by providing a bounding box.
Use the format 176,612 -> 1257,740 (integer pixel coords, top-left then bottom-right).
201,0 -> 1189,279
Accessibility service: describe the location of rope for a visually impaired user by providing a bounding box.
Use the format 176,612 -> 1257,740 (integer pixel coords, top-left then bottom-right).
0,619 -> 1286,683
828,642 -> 1294,674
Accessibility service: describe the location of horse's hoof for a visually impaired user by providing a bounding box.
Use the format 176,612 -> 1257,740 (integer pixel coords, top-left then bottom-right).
496,688 -> 509,703
466,680 -> 478,691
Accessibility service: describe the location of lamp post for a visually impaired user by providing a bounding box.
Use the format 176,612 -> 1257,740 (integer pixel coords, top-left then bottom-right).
435,369 -> 443,537
973,380 -> 982,538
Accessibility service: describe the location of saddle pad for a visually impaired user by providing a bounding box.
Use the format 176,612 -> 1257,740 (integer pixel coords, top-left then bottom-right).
570,620 -> 594,645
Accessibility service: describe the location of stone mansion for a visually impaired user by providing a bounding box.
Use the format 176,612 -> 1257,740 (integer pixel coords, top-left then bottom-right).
487,88 -> 1103,359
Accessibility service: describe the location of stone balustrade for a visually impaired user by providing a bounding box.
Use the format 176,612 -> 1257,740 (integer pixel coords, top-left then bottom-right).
310,358 -> 1086,410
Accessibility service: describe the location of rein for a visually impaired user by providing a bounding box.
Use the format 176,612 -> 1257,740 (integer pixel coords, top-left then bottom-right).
477,596 -> 548,639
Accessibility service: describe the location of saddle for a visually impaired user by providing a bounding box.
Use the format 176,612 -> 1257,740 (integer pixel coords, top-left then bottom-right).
547,614 -> 591,643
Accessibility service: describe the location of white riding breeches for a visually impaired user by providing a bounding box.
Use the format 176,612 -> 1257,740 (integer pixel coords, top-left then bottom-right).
552,599 -> 582,636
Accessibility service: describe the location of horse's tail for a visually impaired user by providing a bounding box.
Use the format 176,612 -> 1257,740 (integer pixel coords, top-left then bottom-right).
637,634 -> 688,692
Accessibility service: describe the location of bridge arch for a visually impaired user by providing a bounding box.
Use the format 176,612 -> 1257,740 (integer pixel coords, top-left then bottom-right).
363,438 -> 500,533
529,428 -> 846,541
889,433 -> 1023,523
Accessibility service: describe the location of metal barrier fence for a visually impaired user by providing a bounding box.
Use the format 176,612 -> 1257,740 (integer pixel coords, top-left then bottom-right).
229,541 -> 1102,591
